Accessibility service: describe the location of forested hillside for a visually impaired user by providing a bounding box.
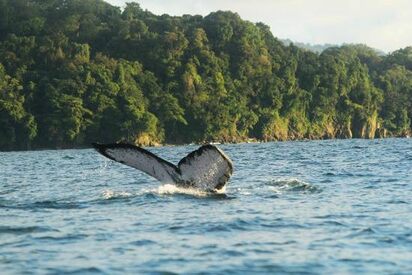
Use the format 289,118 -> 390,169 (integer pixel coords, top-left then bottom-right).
1,0 -> 411,150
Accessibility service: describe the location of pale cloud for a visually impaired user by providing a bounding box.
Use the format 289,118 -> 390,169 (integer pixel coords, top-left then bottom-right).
105,0 -> 412,53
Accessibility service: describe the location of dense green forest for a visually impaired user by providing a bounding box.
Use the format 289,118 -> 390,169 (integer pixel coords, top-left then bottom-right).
1,0 -> 411,150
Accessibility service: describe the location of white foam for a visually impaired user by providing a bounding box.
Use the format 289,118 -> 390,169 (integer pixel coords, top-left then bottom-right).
268,178 -> 318,193
101,184 -> 226,200
102,190 -> 132,199
155,184 -> 224,197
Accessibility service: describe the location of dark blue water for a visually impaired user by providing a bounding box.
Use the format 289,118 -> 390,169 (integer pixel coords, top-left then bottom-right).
1,139 -> 412,274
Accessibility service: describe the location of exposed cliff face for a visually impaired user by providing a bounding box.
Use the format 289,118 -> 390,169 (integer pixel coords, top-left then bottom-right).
337,125 -> 352,139
324,122 -> 337,139
271,117 -> 289,141
351,113 -> 364,138
365,111 -> 378,139
242,110 -> 393,142
132,108 -> 403,146
135,133 -> 161,147
345,110 -> 378,139
376,127 -> 387,138
257,112 -> 289,142
333,115 -> 351,139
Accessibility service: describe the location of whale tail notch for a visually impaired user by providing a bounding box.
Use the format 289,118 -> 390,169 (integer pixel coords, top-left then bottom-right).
92,143 -> 233,192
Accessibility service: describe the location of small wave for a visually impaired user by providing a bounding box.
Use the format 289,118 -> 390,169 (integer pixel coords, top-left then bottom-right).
102,190 -> 133,200
47,267 -> 102,274
62,155 -> 75,160
0,200 -> 86,210
130,239 -> 157,246
168,217 -> 278,234
267,178 -> 320,193
0,225 -> 58,235
323,172 -> 336,176
387,199 -> 408,204
321,220 -> 347,227
345,227 -> 378,238
35,234 -> 88,242
352,145 -> 367,149
32,200 -> 86,209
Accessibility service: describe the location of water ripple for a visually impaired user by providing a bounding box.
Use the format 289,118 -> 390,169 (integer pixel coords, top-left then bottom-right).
0,139 -> 411,273
0,226 -> 58,235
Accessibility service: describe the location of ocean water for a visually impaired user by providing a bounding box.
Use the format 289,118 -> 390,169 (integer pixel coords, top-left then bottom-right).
1,138 -> 412,274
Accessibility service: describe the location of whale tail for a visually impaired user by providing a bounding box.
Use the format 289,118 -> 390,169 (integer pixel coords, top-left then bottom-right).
92,143 -> 233,192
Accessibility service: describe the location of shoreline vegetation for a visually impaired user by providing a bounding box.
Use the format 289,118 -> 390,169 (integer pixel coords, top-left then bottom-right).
1,0 -> 411,151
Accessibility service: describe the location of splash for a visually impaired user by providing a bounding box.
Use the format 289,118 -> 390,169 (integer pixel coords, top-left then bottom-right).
155,184 -> 225,197
101,184 -> 226,200
268,178 -> 320,193
102,190 -> 133,199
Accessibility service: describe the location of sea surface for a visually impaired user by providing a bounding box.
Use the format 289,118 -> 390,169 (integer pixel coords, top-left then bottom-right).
1,138 -> 412,274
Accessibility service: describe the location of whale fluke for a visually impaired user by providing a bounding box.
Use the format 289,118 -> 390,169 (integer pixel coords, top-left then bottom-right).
92,143 -> 233,192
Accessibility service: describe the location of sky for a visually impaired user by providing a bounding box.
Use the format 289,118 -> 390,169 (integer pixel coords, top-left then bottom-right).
105,0 -> 412,53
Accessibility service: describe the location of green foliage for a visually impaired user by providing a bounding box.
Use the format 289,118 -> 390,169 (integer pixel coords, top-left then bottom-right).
0,0 -> 411,150
377,65 -> 412,135
0,63 -> 37,149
